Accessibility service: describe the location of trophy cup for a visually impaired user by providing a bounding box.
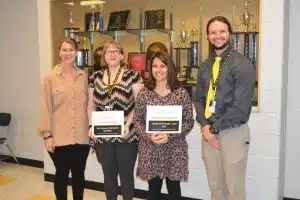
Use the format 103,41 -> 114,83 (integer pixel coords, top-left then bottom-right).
97,3 -> 104,31
177,21 -> 189,48
236,0 -> 257,32
93,2 -> 105,31
81,0 -> 106,31
190,28 -> 199,67
89,5 -> 97,31
190,28 -> 199,42
66,2 -> 74,28
76,37 -> 90,68
233,0 -> 258,63
64,1 -> 79,39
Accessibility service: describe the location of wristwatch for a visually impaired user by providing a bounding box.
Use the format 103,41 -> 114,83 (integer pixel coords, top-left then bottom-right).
209,125 -> 219,135
207,115 -> 217,124
43,134 -> 53,140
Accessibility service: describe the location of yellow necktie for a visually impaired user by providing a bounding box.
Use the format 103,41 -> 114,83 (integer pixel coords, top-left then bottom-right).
205,56 -> 222,119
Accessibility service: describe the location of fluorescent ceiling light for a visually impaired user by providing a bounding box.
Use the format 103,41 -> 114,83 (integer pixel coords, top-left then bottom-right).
80,0 -> 105,6
64,2 -> 74,6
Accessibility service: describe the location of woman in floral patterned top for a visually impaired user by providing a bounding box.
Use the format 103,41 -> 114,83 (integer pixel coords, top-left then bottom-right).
87,40 -> 143,200
134,51 -> 194,200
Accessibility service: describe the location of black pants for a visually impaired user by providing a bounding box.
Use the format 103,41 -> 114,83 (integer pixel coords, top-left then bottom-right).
148,177 -> 181,200
49,144 -> 90,200
94,142 -> 138,200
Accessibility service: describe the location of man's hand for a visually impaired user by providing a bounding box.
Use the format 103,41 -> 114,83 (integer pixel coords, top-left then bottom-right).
202,125 -> 220,149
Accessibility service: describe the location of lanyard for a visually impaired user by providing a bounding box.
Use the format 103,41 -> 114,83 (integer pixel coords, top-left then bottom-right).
210,48 -> 233,90
107,66 -> 122,98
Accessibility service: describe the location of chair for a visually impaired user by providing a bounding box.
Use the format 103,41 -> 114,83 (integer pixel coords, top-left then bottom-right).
0,113 -> 19,165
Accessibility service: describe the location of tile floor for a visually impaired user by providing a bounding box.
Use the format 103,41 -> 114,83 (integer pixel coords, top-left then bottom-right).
0,161 -> 143,200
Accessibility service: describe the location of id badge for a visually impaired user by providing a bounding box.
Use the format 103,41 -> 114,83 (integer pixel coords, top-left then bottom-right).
209,100 -> 216,113
105,105 -> 113,111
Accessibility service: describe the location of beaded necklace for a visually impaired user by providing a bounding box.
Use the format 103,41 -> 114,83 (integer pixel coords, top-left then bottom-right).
107,66 -> 123,98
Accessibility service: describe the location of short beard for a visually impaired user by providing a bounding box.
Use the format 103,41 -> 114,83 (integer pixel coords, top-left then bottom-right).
212,41 -> 230,51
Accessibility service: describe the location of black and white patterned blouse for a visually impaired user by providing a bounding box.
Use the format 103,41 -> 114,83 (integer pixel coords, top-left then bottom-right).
88,69 -> 143,143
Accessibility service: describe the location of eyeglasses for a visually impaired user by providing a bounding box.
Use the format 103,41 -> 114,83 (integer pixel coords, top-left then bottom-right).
105,49 -> 121,56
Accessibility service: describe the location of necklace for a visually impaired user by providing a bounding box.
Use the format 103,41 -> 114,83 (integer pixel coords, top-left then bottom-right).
107,66 -> 123,98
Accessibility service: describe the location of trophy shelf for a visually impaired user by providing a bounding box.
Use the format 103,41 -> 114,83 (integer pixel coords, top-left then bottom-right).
66,7 -> 175,77
73,28 -> 174,65
73,28 -> 172,39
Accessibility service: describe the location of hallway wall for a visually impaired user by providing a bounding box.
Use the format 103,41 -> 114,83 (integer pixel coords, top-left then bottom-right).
0,0 -> 44,160
283,0 -> 300,198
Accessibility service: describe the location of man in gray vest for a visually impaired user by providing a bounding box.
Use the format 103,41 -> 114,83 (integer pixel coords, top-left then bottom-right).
194,16 -> 256,200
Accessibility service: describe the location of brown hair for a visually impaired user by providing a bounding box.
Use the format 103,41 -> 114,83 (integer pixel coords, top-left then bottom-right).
100,40 -> 126,69
145,51 -> 180,92
146,42 -> 168,60
58,37 -> 78,50
93,46 -> 104,71
206,16 -> 233,35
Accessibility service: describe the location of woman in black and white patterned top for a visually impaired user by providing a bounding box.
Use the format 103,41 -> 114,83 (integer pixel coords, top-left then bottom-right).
87,40 -> 143,200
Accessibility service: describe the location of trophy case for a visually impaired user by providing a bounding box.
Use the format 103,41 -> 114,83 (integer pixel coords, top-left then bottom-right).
62,3 -> 175,78
57,0 -> 259,105
173,21 -> 201,99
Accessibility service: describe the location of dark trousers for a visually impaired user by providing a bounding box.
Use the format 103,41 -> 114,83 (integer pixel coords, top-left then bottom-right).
94,142 -> 138,200
49,144 -> 90,200
148,176 -> 181,200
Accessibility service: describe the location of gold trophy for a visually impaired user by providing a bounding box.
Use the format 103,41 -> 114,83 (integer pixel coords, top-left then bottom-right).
190,28 -> 199,42
65,2 -> 74,28
177,21 -> 189,48
63,1 -> 80,39
236,0 -> 256,32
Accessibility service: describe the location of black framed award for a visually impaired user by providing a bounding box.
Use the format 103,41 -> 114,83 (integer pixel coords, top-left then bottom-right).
107,10 -> 131,31
144,9 -> 165,29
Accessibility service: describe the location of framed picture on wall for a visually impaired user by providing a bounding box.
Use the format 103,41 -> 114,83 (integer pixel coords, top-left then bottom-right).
128,52 -> 147,78
145,9 -> 165,29
128,53 -> 147,71
107,10 -> 131,31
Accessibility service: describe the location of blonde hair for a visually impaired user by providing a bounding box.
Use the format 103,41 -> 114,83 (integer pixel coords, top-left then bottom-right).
101,40 -> 126,68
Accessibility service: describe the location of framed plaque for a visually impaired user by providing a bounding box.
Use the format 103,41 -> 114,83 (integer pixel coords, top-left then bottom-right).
145,9 -> 165,29
146,105 -> 182,133
107,10 -> 131,31
92,111 -> 124,137
128,53 -> 147,71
